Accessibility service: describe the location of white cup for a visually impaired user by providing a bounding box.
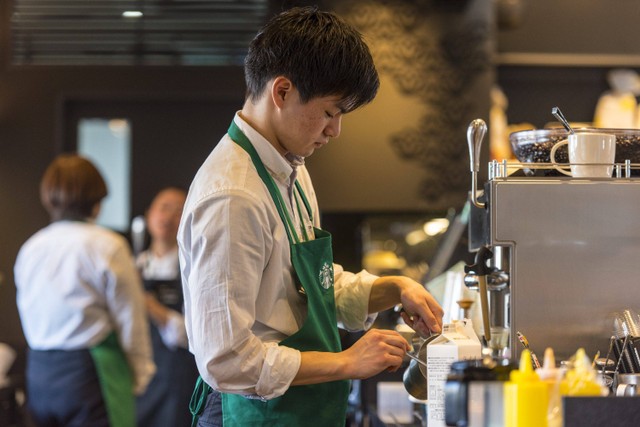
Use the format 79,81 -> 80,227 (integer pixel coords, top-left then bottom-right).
549,132 -> 616,177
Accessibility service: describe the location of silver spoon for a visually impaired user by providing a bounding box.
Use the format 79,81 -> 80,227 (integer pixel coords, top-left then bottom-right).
406,351 -> 427,368
551,106 -> 574,134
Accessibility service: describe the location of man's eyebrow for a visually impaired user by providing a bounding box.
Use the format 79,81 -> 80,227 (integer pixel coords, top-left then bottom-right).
335,104 -> 347,114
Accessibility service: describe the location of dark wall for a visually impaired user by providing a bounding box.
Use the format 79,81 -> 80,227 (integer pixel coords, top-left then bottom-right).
497,65 -> 613,128
0,64 -> 246,348
497,0 -> 640,56
496,0 -> 640,128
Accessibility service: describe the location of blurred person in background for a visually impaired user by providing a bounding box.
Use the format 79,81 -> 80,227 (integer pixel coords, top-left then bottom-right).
14,154 -> 155,427
135,187 -> 198,427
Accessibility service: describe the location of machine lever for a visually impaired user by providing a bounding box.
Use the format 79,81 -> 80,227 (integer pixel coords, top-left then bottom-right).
464,246 -> 493,341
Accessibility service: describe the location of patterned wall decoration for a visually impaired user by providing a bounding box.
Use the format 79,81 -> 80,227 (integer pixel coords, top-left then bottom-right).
331,0 -> 493,209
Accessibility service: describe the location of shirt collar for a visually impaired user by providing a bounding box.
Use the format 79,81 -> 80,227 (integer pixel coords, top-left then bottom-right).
233,113 -> 303,186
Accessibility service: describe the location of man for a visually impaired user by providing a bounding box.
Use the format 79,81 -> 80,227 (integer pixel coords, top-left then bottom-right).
178,6 -> 444,427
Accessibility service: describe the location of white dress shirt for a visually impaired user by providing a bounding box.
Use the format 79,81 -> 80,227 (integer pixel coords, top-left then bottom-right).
15,220 -> 156,394
178,113 -> 377,400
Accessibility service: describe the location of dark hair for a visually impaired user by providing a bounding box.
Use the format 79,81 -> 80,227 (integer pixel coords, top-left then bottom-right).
40,154 -> 108,221
244,6 -> 379,113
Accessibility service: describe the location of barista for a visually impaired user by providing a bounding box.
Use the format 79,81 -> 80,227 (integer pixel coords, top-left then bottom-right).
178,7 -> 444,427
15,154 -> 154,427
136,187 -> 198,427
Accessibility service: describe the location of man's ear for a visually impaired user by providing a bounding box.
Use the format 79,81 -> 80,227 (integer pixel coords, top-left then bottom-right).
271,76 -> 294,109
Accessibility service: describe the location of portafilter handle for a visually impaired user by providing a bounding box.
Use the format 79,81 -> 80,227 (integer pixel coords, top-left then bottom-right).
467,119 -> 487,209
464,246 -> 494,342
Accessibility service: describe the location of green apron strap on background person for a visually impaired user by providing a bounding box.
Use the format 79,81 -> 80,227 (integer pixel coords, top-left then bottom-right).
187,121 -> 350,427
89,332 -> 135,427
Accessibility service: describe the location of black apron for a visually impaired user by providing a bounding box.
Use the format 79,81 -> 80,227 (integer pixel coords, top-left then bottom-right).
27,332 -> 134,427
137,278 -> 199,427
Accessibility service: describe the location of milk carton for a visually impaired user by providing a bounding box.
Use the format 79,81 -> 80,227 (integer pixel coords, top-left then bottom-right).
427,319 -> 482,427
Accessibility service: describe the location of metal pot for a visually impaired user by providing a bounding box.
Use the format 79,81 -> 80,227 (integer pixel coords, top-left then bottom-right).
402,334 -> 439,400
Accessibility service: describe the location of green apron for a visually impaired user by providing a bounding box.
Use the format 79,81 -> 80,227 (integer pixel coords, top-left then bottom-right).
189,121 -> 349,427
89,332 -> 136,427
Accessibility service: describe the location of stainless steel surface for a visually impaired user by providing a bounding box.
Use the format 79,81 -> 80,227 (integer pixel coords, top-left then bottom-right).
465,117 -> 640,361
488,246 -> 510,333
463,271 -> 509,290
489,177 -> 640,361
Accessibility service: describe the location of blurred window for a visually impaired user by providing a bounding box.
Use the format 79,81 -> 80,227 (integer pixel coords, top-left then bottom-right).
78,118 -> 131,232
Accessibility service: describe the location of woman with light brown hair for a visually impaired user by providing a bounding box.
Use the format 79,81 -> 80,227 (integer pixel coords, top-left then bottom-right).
15,154 -> 155,427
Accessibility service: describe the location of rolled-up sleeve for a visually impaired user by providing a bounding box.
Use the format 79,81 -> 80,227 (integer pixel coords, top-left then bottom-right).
333,265 -> 378,331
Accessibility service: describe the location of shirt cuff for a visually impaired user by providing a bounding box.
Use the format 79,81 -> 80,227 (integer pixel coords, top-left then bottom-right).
254,343 -> 301,400
158,310 -> 189,350
335,269 -> 379,331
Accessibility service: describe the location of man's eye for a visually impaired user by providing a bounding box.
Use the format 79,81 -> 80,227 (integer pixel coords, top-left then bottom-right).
325,111 -> 334,119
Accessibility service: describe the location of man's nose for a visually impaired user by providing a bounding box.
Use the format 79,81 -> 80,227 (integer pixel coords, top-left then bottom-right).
325,116 -> 342,139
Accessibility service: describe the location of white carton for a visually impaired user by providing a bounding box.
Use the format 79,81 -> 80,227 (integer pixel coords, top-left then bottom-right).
426,319 -> 481,427
376,382 -> 413,424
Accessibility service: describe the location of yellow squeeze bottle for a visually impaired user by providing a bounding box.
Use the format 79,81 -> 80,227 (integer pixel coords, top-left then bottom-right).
559,348 -> 606,396
504,349 -> 549,427
536,348 -> 563,427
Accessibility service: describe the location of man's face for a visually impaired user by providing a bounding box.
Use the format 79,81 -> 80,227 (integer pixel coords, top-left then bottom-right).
146,189 -> 186,243
274,88 -> 344,158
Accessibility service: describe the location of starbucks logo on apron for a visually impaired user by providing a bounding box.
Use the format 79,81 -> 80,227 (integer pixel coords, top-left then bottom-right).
319,262 -> 334,289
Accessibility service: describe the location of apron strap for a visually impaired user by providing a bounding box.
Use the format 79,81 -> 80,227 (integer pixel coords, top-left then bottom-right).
293,191 -> 310,241
189,376 -> 212,427
229,120 -> 314,299
293,181 -> 314,241
295,180 -> 313,222
229,121 -> 318,245
228,121 -> 301,245
88,332 -> 135,427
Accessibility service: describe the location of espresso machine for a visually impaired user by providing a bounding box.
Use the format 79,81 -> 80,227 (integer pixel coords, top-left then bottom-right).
463,119 -> 640,362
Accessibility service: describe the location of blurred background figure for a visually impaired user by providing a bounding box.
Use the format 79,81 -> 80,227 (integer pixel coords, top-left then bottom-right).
135,187 -> 198,427
14,154 -> 155,427
594,68 -> 640,129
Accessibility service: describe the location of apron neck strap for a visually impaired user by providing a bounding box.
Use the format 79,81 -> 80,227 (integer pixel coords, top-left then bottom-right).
228,121 -> 309,245
294,181 -> 313,223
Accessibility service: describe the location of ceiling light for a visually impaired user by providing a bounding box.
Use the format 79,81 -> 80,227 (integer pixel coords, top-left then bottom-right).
122,11 -> 143,18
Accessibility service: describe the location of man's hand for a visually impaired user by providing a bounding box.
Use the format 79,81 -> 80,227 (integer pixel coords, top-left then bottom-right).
396,277 -> 444,336
342,329 -> 410,377
293,329 -> 410,385
368,276 -> 444,336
